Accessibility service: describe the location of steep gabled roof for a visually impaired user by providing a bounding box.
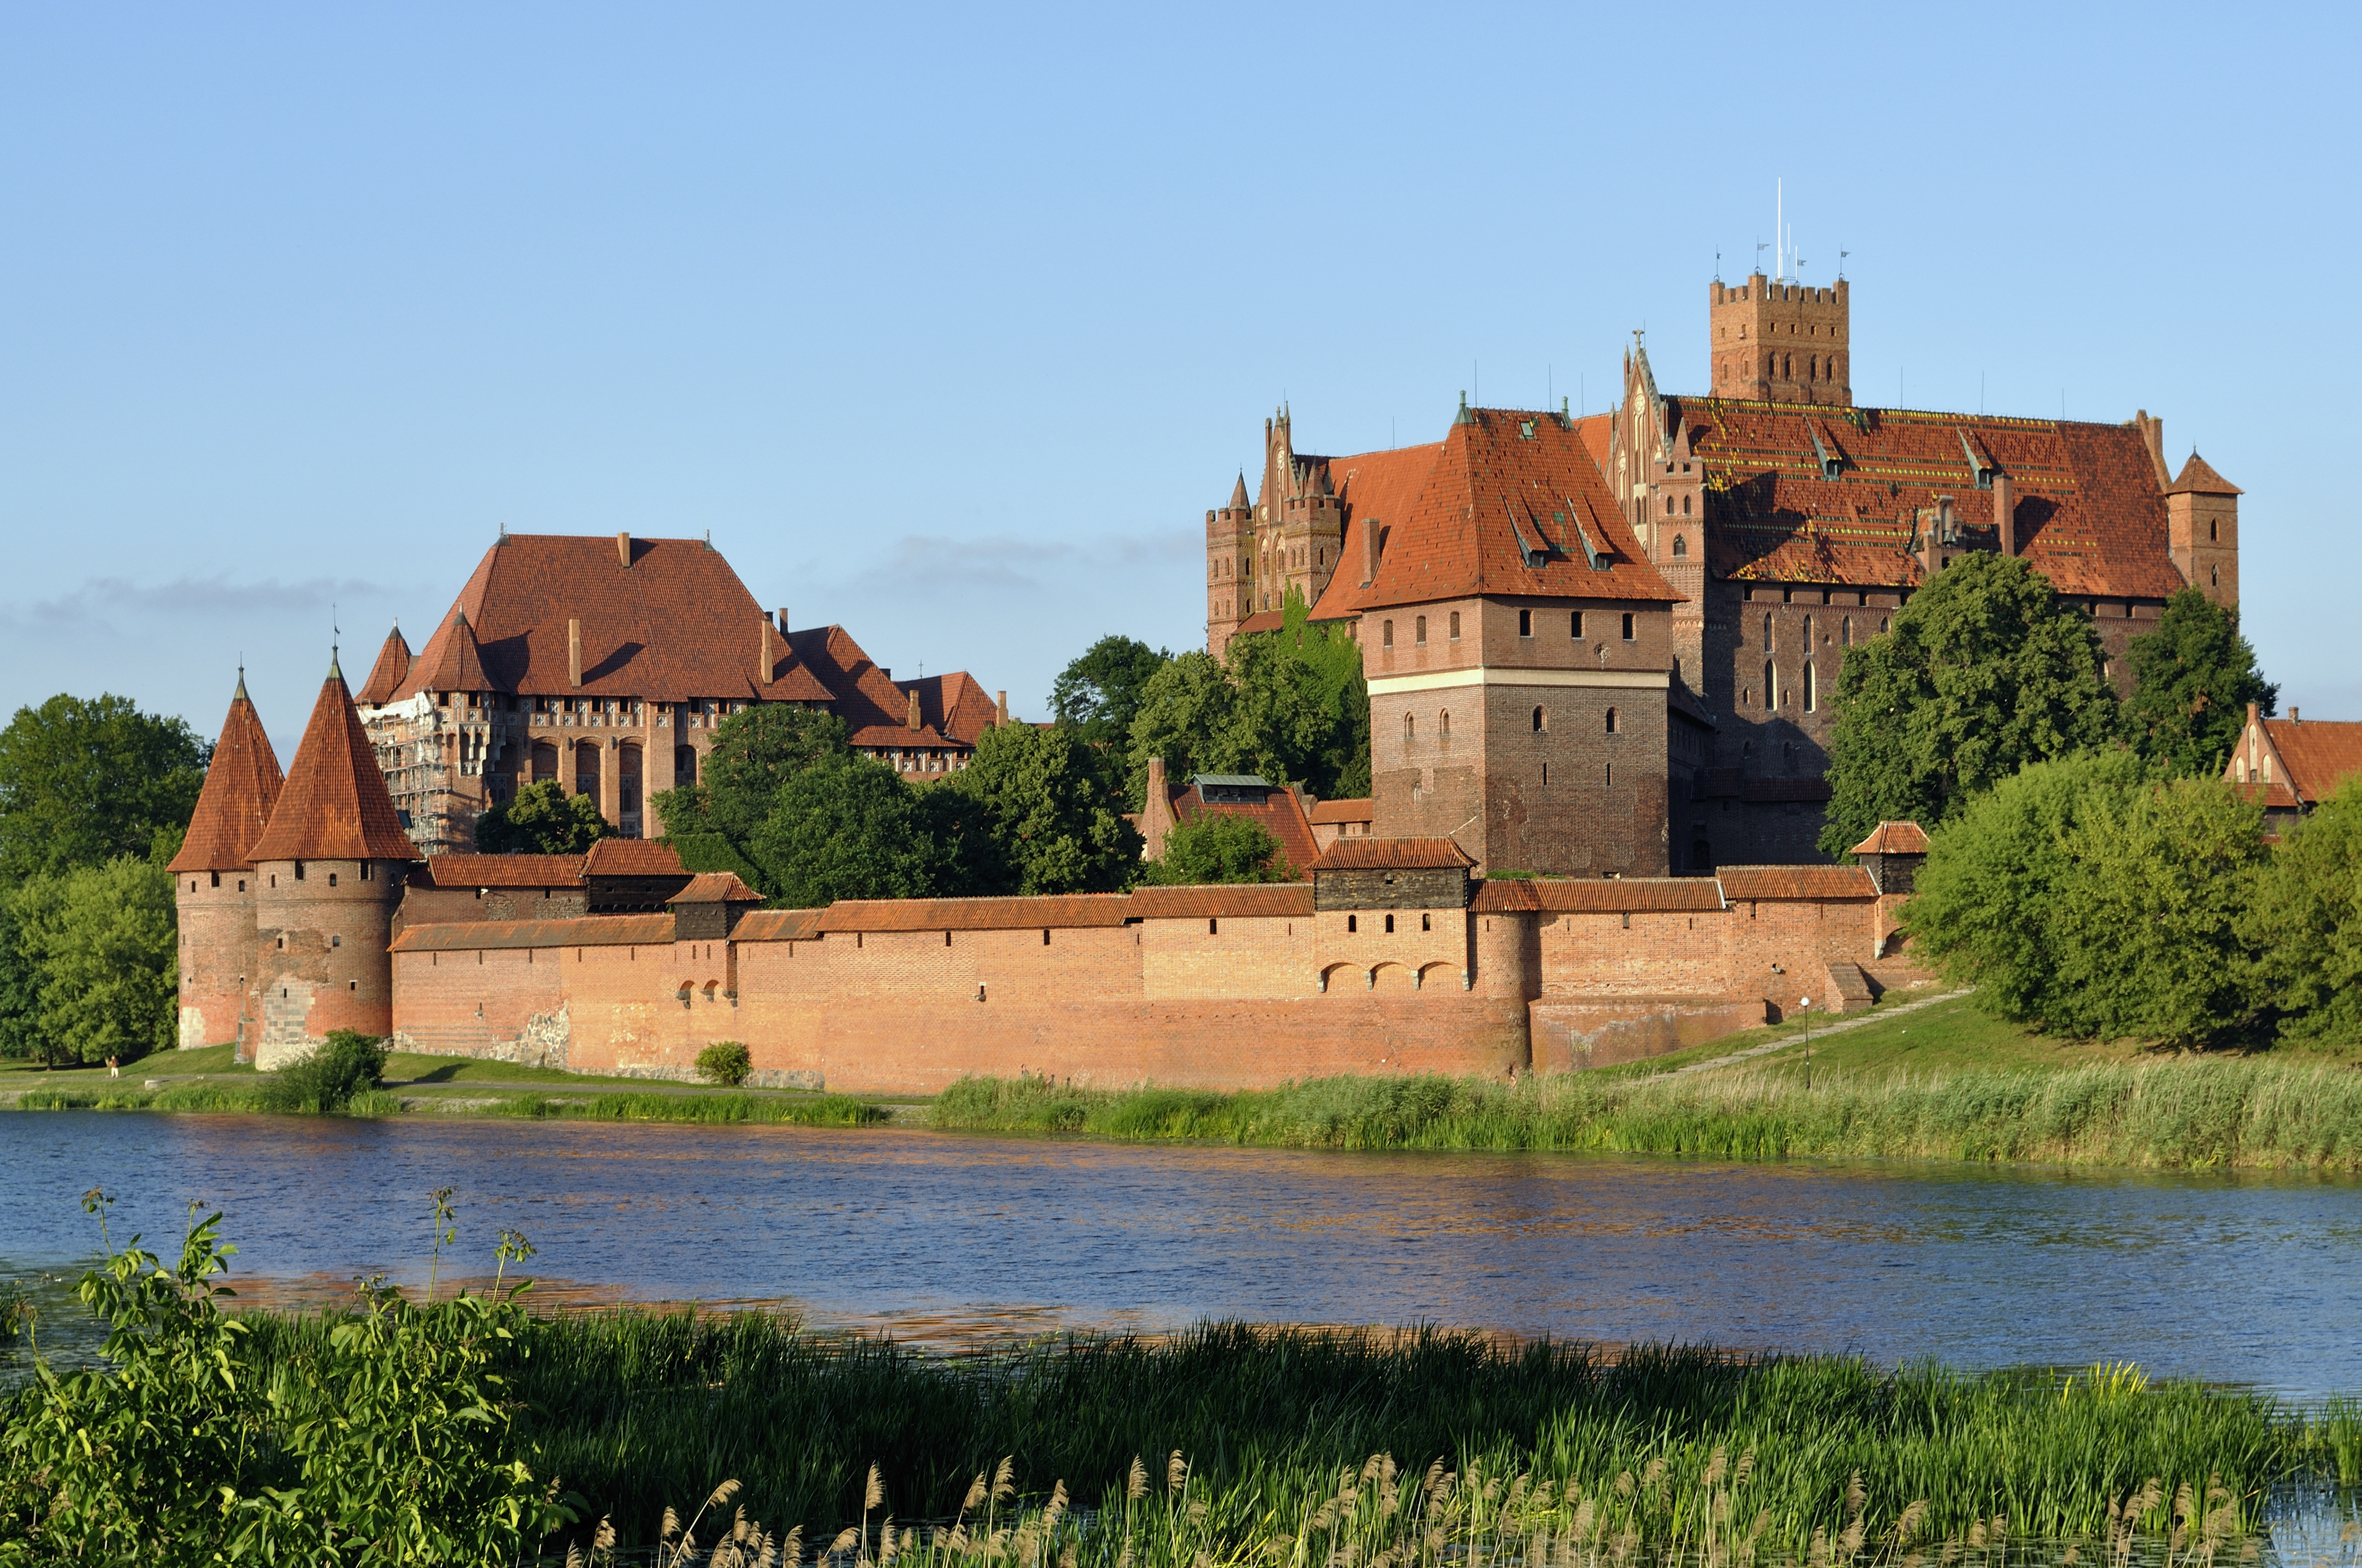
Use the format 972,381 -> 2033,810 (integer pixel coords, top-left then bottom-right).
358,626 -> 413,707
247,659 -> 420,863
411,609 -> 492,696
899,671 -> 1001,748
2263,718 -> 2362,805
1849,821 -> 1930,856
1309,409 -> 1679,619
169,675 -> 285,873
1679,401 -> 2188,599
2165,451 -> 2243,496
668,872 -> 765,905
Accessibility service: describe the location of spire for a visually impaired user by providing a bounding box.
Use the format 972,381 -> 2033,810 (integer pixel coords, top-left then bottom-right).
2165,451 -> 2243,496
246,663 -> 419,863
169,675 -> 286,873
1454,390 -> 1477,426
358,622 -> 415,706
414,607 -> 492,694
1228,472 -> 1249,510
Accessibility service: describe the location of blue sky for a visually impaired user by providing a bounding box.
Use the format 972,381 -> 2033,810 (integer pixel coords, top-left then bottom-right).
4,3 -> 2356,756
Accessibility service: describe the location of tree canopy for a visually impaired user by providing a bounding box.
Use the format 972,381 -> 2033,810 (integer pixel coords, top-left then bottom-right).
749,757 -> 958,906
2245,777 -> 2362,1046
1819,555 -> 2123,856
1049,635 -> 1170,754
1144,814 -> 1293,885
943,722 -> 1141,895
2124,588 -> 2278,777
1902,750 -> 2267,1046
8,852 -> 180,1065
0,694 -> 210,890
472,779 -> 615,855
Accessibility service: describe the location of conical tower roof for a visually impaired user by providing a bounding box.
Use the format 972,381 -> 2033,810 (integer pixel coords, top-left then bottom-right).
2166,451 -> 2243,496
358,623 -> 413,705
412,607 -> 493,694
168,673 -> 286,873
1228,472 -> 1250,509
246,656 -> 420,863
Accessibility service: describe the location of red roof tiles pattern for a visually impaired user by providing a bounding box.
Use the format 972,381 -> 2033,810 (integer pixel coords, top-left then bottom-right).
732,908 -> 823,942
2165,452 -> 2242,496
2263,719 -> 2362,805
247,665 -> 421,863
389,913 -> 674,952
581,838 -> 688,878
1310,410 -> 1682,620
1716,865 -> 1877,901
1849,821 -> 1930,855
815,894 -> 1139,933
409,853 -> 585,889
1311,837 -> 1475,871
1307,798 -> 1374,825
1680,400 -> 2190,599
668,872 -> 765,905
1124,883 -> 1314,919
357,628 -> 413,707
169,680 -> 285,874
1167,781 -> 1321,876
1471,878 -> 1724,913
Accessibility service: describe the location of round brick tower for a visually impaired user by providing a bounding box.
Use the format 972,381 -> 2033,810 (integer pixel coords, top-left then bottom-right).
167,671 -> 285,1050
245,652 -> 420,1069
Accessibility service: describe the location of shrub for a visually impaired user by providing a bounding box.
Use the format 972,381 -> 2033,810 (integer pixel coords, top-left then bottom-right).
1145,814 -> 1293,884
695,1039 -> 752,1087
263,1028 -> 387,1113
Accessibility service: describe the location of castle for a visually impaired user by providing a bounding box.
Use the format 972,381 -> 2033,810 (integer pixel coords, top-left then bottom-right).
1205,270 -> 2242,868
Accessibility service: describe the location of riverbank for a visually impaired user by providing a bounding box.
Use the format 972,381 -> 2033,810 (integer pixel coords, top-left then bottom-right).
197,1305 -> 2362,1558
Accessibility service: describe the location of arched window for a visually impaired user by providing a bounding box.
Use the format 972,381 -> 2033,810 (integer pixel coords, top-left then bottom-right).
2210,519 -> 2219,542
1666,495 -> 1675,515
1415,615 -> 1427,646
1881,617 -> 1890,634
1810,355 -> 1819,381
1672,534 -> 1687,557
1764,661 -> 1776,709
2211,565 -> 2219,587
1532,706 -> 1546,733
1605,706 -> 1619,734
1841,616 -> 1853,646
1440,709 -> 1452,742
1449,611 -> 1461,640
1683,494 -> 1692,515
1383,619 -> 1394,648
1763,612 -> 1773,647
1804,661 -> 1816,712
1803,615 -> 1814,644
1404,712 -> 1415,744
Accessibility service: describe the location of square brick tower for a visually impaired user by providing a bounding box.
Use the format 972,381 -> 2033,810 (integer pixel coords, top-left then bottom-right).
1710,272 -> 1850,405
1206,409 -> 1347,659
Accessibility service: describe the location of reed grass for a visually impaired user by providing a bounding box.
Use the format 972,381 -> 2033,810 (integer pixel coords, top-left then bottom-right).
226,1310 -> 2357,1562
932,1059 -> 2362,1171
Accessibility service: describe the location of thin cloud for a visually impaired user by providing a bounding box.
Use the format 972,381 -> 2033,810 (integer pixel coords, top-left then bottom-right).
839,530 -> 1194,595
1,574 -> 415,629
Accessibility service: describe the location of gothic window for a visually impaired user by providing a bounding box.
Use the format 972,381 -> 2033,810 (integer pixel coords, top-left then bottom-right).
1532,706 -> 1546,733
1842,616 -> 1853,646
1804,661 -> 1816,712
1440,709 -> 1451,742
1672,535 -> 1686,557
1449,611 -> 1460,640
2211,565 -> 2219,587
1415,615 -> 1427,646
1666,496 -> 1675,515
1764,661 -> 1776,709
1763,612 -> 1773,647
1404,713 -> 1414,744
1383,620 -> 1394,648
1606,762 -> 1614,787
1809,355 -> 1818,381
1803,615 -> 1813,644
1683,494 -> 1692,515
1605,707 -> 1619,734
2210,519 -> 2219,542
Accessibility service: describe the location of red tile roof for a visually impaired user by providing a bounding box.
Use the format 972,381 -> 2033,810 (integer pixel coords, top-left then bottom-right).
1678,401 -> 2189,599
1125,883 -> 1314,919
1313,837 -> 1475,871
357,626 -> 413,707
732,908 -> 823,942
1308,409 -> 1682,621
169,677 -> 285,873
2264,719 -> 2362,805
1472,877 -> 1724,913
668,872 -> 765,905
409,853 -> 585,889
1165,779 -> 1321,875
1716,865 -> 1877,901
1308,798 -> 1374,825
2165,452 -> 2242,496
1233,611 -> 1286,637
247,662 -> 421,863
1849,821 -> 1930,855
2230,779 -> 2303,811
389,913 -> 674,952
581,838 -> 687,878
411,609 -> 493,695
815,894 -> 1139,933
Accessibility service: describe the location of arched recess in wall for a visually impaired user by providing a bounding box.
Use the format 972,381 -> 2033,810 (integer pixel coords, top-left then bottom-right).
1370,961 -> 1415,993
674,745 -> 698,786
617,742 -> 643,819
1672,534 -> 1687,556
1415,961 -> 1455,992
531,741 -> 558,782
574,742 -> 602,799
1318,962 -> 1354,994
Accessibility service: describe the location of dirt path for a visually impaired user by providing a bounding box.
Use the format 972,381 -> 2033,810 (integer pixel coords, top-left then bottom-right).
1662,990 -> 1971,1077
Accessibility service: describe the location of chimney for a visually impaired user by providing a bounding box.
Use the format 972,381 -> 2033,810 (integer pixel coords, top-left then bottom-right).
2134,411 -> 2169,487
2248,701 -> 2260,728
775,607 -> 788,635
2291,707 -> 2301,724
568,618 -> 582,688
1993,472 -> 2016,556
616,532 -> 631,568
1359,520 -> 1380,587
1936,495 -> 1956,543
907,689 -> 922,731
760,616 -> 775,684
995,689 -> 1009,726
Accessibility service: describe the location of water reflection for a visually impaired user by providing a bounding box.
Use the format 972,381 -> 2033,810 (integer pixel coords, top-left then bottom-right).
0,1113 -> 2356,1395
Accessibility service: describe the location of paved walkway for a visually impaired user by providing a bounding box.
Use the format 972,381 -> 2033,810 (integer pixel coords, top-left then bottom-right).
1663,989 -> 1971,1077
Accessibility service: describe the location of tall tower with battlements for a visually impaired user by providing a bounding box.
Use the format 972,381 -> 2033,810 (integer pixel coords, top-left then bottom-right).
1709,273 -> 1850,405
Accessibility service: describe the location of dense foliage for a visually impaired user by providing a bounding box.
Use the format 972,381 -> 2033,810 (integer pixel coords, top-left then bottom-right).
0,1196 -> 574,1565
0,694 -> 209,888
262,1028 -> 389,1112
2244,778 -> 2362,1046
5,852 -> 179,1066
2123,589 -> 2277,777
1128,594 -> 1369,808
696,1039 -> 753,1086
1903,752 -> 2268,1045
1049,635 -> 1170,758
944,722 -> 1141,894
1819,555 -> 2121,855
1143,815 -> 1292,884
472,778 -> 615,854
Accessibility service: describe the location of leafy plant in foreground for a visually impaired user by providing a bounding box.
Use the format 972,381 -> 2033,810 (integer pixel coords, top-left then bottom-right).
698,1039 -> 754,1087
261,1027 -> 388,1113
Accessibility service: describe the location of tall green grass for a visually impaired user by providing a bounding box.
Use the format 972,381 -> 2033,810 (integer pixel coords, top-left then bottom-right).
933,1060 -> 2362,1170
229,1309 -> 2355,1559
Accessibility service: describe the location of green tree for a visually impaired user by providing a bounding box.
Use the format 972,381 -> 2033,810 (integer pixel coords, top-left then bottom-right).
0,899 -> 37,1060
1903,750 -> 2267,1045
2244,777 -> 2362,1046
8,856 -> 180,1066
1820,554 -> 2123,856
0,694 -> 210,890
1050,635 -> 1171,752
945,722 -> 1143,895
664,705 -> 852,845
2124,587 -> 2278,777
749,758 -> 948,906
472,779 -> 614,855
1144,814 -> 1293,885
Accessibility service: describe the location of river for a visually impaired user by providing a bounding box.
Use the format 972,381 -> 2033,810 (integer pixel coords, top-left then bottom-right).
2,1112 -> 2356,1397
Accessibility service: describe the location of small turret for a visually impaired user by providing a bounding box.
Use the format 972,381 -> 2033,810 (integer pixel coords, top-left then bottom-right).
247,655 -> 420,1068
2165,451 -> 2242,606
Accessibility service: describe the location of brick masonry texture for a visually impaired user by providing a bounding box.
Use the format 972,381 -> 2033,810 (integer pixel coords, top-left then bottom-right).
384,872 -> 1926,1091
